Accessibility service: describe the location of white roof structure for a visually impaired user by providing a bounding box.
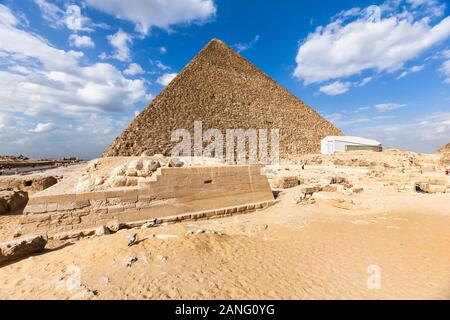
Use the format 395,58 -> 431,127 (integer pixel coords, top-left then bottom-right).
322,136 -> 381,146
321,136 -> 382,154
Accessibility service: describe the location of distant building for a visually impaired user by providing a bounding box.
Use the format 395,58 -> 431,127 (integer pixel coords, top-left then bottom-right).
321,136 -> 382,154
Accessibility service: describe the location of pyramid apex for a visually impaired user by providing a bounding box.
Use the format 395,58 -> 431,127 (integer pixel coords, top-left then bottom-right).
209,38 -> 224,44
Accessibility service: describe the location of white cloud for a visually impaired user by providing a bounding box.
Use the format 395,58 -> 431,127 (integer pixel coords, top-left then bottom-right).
65,5 -> 92,32
85,0 -> 216,34
107,29 -> 132,62
157,73 -> 178,86
0,5 -> 153,159
354,112 -> 450,153
325,113 -> 371,127
154,60 -> 170,71
0,5 -> 148,116
34,1 -> 94,32
442,49 -> 450,58
234,35 -> 260,53
29,122 -> 55,133
375,103 -> 407,112
34,0 -> 65,28
124,63 -> 145,76
0,5 -> 82,70
294,1 -> 450,84
406,0 -> 446,17
160,46 -> 167,54
69,34 -> 95,48
358,76 -> 373,87
440,60 -> 450,83
397,64 -> 425,79
319,81 -> 351,95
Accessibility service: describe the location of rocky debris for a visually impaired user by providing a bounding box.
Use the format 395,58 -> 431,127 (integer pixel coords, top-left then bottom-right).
270,176 -> 299,189
321,184 -> 338,192
415,182 -> 448,194
95,226 -> 110,237
106,219 -> 121,233
293,192 -> 316,205
299,185 -> 322,195
141,219 -> 157,229
0,235 -> 48,264
168,158 -> 184,168
69,288 -> 97,300
185,230 -> 194,237
0,190 -> 28,214
126,256 -> 138,268
0,175 -> 58,193
75,158 -> 165,192
32,176 -> 58,191
312,193 -> 358,210
157,255 -> 168,262
185,229 -> 224,236
0,198 -> 7,215
329,176 -> 350,186
336,185 -> 364,196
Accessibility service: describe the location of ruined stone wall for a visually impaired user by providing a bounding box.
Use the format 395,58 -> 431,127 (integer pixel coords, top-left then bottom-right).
20,165 -> 275,236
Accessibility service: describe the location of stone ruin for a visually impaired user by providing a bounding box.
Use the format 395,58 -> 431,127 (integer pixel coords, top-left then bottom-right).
19,157 -> 276,239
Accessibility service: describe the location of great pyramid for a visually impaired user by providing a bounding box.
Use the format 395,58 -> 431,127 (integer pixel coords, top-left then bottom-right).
103,39 -> 342,159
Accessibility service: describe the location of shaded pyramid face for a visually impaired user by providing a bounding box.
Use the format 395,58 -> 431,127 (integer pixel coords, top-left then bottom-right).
103,39 -> 342,159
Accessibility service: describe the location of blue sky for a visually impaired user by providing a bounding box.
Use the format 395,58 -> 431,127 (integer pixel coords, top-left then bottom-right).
0,0 -> 449,159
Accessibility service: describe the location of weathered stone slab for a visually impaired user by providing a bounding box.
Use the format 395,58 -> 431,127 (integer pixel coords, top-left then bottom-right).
0,235 -> 48,264
270,176 -> 299,189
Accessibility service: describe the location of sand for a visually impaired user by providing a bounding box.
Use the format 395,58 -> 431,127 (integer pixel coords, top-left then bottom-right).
0,185 -> 449,300
0,151 -> 449,300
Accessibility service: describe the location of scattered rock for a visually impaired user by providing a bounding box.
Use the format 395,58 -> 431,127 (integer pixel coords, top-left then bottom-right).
0,190 -> 28,213
0,235 -> 48,264
13,226 -> 23,238
351,187 -> 364,194
106,219 -> 121,233
143,160 -> 161,174
321,184 -> 338,192
126,256 -> 138,268
299,185 -> 322,195
141,219 -> 157,229
32,176 -> 58,191
95,225 -> 110,237
313,193 -> 358,210
0,198 -> 7,215
270,176 -> 299,189
168,158 -> 184,168
157,255 -> 168,262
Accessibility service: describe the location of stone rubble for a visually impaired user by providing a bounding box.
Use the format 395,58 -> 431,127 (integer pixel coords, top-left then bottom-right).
0,235 -> 48,264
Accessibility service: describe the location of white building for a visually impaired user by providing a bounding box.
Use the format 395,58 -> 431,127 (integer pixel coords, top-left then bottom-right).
321,136 -> 382,154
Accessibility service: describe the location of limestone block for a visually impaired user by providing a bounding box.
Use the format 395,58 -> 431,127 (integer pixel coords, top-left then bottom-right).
0,235 -> 48,264
270,176 -> 299,189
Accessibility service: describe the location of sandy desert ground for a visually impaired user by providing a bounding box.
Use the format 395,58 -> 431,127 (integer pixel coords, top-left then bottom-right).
0,150 -> 449,300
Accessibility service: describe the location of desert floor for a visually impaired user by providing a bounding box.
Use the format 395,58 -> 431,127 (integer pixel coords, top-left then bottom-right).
1,170 -> 449,300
